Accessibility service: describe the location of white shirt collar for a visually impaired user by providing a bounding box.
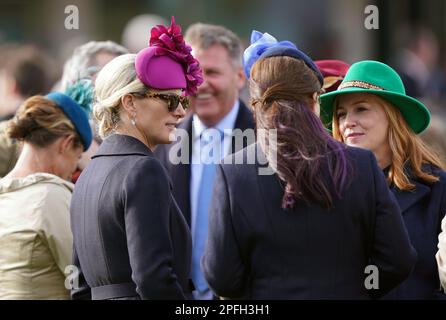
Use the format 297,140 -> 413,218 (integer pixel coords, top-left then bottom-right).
192,100 -> 240,140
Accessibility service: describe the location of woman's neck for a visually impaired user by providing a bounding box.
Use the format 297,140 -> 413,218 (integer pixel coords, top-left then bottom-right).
373,145 -> 392,169
5,144 -> 55,179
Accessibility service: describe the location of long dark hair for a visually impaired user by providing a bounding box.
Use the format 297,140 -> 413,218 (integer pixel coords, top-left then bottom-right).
250,56 -> 351,209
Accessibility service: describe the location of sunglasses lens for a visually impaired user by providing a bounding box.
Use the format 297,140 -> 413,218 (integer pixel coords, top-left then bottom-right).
166,95 -> 189,112
165,95 -> 178,112
180,97 -> 189,110
147,93 -> 187,112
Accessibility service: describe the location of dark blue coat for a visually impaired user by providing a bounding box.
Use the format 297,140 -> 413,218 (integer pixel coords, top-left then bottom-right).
202,143 -> 417,299
70,134 -> 192,300
384,165 -> 446,299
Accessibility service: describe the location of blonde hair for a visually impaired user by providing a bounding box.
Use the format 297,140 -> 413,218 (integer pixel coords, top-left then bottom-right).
7,95 -> 82,148
93,54 -> 146,138
333,95 -> 445,191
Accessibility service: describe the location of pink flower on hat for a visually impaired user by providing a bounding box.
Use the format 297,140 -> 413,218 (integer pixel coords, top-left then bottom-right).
144,17 -> 203,96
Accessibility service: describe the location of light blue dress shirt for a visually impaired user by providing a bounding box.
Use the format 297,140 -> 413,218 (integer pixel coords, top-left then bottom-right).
190,100 -> 240,299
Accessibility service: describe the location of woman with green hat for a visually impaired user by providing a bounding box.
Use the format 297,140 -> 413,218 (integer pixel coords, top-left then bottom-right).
320,60 -> 446,299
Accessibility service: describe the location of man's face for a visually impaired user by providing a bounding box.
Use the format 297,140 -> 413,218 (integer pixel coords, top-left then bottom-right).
190,44 -> 245,127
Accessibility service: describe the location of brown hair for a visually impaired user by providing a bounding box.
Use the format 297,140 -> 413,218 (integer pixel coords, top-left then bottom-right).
250,56 -> 351,209
7,95 -> 82,148
332,95 -> 445,191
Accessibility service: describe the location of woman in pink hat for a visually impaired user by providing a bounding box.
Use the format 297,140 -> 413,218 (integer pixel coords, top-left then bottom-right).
70,18 -> 203,300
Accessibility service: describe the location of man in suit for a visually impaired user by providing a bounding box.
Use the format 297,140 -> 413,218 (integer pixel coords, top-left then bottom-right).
155,23 -> 255,300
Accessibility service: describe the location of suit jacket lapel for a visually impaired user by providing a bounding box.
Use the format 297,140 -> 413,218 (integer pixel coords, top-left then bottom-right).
231,100 -> 255,154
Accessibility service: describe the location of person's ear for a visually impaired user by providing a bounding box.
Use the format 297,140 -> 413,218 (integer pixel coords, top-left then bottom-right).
10,79 -> 19,95
58,135 -> 76,154
121,93 -> 137,118
235,67 -> 246,91
312,92 -> 321,117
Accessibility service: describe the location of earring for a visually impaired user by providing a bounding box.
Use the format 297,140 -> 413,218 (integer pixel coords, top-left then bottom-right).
131,113 -> 136,126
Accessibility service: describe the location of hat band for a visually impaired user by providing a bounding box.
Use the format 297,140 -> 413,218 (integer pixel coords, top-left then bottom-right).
339,80 -> 383,91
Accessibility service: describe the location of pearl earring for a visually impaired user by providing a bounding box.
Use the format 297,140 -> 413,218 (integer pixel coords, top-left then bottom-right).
131,113 -> 136,126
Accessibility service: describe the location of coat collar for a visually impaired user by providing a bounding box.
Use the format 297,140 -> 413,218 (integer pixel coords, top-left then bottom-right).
390,164 -> 433,213
92,134 -> 154,158
392,180 -> 431,213
234,100 -> 256,133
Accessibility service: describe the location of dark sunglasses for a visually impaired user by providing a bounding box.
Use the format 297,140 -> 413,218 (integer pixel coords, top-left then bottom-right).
134,92 -> 189,112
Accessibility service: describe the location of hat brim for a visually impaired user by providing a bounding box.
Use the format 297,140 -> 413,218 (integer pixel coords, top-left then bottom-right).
319,88 -> 431,134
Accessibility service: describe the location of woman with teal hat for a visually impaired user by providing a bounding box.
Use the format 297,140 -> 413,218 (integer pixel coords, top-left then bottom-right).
202,32 -> 416,299
0,93 -> 92,299
320,60 -> 446,299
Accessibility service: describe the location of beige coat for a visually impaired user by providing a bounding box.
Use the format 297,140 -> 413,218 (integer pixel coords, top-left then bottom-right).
437,216 -> 446,292
0,120 -> 20,178
0,173 -> 73,299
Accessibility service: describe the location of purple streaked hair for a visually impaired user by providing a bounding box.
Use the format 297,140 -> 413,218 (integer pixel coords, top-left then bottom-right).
251,56 -> 352,209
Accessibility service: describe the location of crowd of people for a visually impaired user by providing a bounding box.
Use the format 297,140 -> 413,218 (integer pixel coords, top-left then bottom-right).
0,16 -> 445,300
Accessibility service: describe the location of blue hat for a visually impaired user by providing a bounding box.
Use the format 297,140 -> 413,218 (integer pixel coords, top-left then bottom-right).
243,30 -> 323,86
45,92 -> 93,151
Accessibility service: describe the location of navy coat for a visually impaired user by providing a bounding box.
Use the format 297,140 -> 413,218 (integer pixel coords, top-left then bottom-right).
202,143 -> 417,299
154,101 -> 255,225
384,165 -> 446,299
70,134 -> 192,300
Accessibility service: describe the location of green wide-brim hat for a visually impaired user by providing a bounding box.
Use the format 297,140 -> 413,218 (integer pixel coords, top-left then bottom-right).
319,60 -> 430,134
